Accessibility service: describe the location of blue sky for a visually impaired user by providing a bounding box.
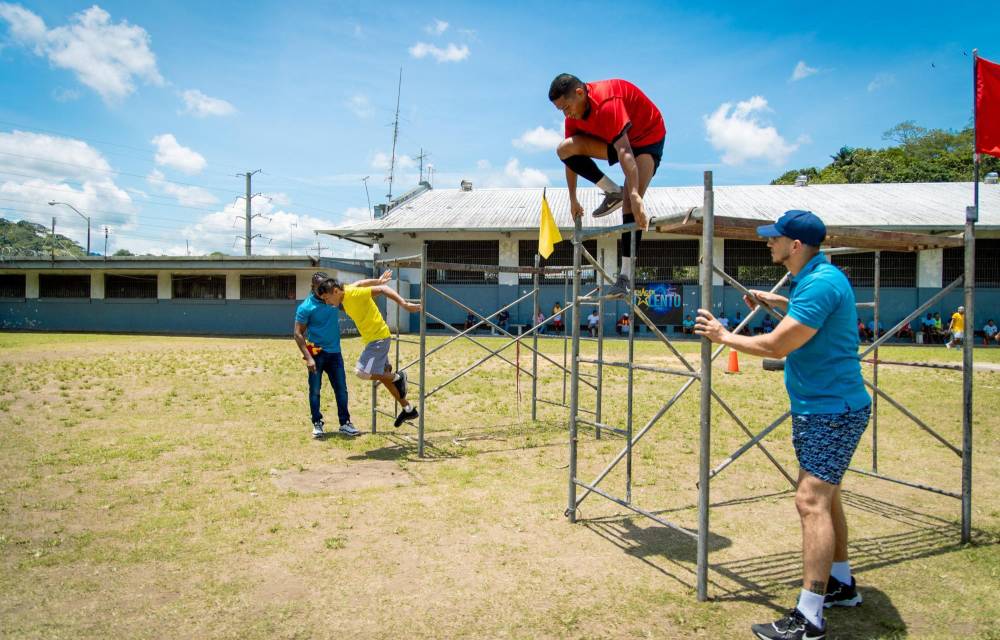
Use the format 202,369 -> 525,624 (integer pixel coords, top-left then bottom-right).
0,1 -> 994,256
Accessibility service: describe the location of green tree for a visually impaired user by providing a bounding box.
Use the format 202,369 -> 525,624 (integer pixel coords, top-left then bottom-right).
113,249 -> 134,256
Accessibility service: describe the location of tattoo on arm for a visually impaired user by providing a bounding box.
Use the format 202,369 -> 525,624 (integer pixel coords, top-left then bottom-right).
808,580 -> 826,595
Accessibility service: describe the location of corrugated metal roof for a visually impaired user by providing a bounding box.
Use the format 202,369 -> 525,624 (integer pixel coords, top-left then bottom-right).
318,182 -> 999,235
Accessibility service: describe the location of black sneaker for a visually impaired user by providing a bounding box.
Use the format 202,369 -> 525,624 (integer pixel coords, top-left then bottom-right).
604,274 -> 631,300
592,191 -> 624,217
824,576 -> 862,608
394,406 -> 419,427
392,370 -> 407,400
751,609 -> 825,640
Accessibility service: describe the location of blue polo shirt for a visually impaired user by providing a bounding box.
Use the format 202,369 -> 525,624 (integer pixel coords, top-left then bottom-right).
295,294 -> 342,353
784,253 -> 871,415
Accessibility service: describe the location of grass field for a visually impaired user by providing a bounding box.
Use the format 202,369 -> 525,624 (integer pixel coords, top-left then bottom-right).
1,331 -> 998,639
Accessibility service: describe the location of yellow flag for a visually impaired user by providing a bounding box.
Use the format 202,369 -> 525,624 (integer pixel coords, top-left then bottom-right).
538,190 -> 562,259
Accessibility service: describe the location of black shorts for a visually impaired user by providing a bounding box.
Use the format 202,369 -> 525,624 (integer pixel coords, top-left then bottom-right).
607,137 -> 664,173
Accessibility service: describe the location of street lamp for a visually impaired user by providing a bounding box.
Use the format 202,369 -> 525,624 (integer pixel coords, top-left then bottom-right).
48,201 -> 91,256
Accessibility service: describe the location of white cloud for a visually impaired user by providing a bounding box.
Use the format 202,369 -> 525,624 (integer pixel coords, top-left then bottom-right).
790,60 -> 818,82
867,72 -> 895,92
52,87 -> 80,102
408,41 -> 469,63
0,3 -> 163,102
371,151 -> 416,171
146,169 -> 217,207
476,159 -> 492,170
477,158 -> 550,188
425,19 -> 448,35
180,89 -> 235,117
512,126 -> 562,152
151,134 -> 206,175
703,96 -> 799,166
347,93 -> 374,119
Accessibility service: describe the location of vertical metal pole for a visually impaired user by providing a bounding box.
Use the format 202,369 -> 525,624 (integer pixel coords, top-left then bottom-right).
596,248 -> 605,439
872,250 -> 880,472
563,270 -> 569,404
245,171 -> 252,257
961,216 -> 976,542
418,243 -> 428,458
532,254 -> 540,422
370,257 -> 379,434
697,170 -> 714,602
395,263 -> 401,375
625,229 -> 637,503
567,219 -> 583,522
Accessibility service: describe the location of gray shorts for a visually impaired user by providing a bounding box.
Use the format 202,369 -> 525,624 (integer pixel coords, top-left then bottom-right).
356,338 -> 391,376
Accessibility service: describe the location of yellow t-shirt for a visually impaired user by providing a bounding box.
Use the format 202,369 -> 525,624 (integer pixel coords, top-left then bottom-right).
341,285 -> 391,344
951,312 -> 964,333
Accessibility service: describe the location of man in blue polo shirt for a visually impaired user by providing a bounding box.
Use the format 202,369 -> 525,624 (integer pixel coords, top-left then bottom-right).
294,270 -> 389,439
695,210 -> 871,640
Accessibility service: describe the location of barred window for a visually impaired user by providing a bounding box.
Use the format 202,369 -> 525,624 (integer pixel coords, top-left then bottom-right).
105,274 -> 157,299
426,240 -> 499,283
830,251 -> 916,287
0,274 -> 26,298
172,274 -> 226,299
39,274 -> 90,298
636,240 -> 699,283
518,239 -> 596,282
943,239 -> 1000,288
724,240 -> 786,287
240,274 -> 296,299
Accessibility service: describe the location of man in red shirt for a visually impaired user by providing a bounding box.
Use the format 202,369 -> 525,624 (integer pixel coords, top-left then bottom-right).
549,74 -> 666,298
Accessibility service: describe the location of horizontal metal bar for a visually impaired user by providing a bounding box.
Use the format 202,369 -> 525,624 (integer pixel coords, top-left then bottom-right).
578,357 -> 700,378
577,417 -> 628,437
537,397 -> 596,415
391,260 -> 573,275
375,252 -> 423,264
571,479 -> 698,539
393,337 -> 421,345
856,302 -> 876,309
862,358 -> 962,371
374,408 -> 398,420
576,209 -> 699,241
847,467 -> 961,499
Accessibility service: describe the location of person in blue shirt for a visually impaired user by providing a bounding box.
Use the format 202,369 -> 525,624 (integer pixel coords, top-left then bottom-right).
695,210 -> 871,640
760,314 -> 775,334
294,270 -> 390,439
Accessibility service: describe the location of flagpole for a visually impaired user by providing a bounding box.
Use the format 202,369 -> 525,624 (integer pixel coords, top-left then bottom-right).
974,49 -> 980,218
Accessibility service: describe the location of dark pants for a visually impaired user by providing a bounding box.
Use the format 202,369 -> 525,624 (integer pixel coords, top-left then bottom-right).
308,350 -> 350,426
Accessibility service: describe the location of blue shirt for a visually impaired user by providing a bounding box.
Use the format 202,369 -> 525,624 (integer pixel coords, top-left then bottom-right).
784,254 -> 871,415
295,294 -> 342,352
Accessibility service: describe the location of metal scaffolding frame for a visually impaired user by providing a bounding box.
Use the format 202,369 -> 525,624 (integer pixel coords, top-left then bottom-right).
564,170 -> 976,602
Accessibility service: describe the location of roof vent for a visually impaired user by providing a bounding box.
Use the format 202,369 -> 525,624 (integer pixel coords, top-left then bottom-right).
460,180 -> 473,191
985,172 -> 999,185
794,174 -> 809,187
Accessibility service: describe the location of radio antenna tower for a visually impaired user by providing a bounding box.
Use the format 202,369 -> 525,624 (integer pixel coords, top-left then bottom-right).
386,67 -> 402,205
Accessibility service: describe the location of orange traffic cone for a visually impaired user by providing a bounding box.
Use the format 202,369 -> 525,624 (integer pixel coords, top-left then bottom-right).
725,349 -> 740,374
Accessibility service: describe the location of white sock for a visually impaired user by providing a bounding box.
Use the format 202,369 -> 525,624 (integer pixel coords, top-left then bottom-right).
796,589 -> 825,628
393,372 -> 401,381
403,403 -> 413,412
620,257 -> 632,278
830,561 -> 852,584
597,176 -> 620,193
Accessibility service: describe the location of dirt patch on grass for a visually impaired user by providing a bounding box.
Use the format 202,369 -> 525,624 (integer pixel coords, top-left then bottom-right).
270,460 -> 413,494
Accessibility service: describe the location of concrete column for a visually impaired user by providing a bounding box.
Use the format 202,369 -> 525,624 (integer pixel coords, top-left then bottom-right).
597,236 -> 617,274
25,272 -> 39,298
157,272 -> 171,299
499,237 -> 518,286
918,248 -> 943,288
381,279 -> 410,333
295,272 -> 312,300
226,272 -> 240,300
90,272 -> 104,299
712,238 -> 724,285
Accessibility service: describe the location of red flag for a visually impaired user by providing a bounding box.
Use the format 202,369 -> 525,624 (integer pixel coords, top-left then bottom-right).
976,56 -> 1000,158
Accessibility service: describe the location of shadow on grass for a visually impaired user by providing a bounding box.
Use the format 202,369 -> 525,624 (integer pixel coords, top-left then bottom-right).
350,419 -> 572,460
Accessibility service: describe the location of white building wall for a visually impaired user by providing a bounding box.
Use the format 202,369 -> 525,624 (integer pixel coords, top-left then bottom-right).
25,272 -> 39,298
226,272 -> 240,300
918,249 -> 943,288
157,272 -> 171,299
498,237 -> 517,286
712,238 -> 725,285
91,272 -> 104,299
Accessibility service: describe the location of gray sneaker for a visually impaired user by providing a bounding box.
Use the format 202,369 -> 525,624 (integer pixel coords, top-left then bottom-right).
312,420 -> 325,439
339,422 -> 360,437
604,274 -> 631,300
592,191 -> 624,217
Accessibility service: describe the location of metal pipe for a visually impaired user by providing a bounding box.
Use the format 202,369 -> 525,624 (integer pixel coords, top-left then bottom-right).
847,467 -> 962,500
961,201 -> 976,542
422,309 -> 531,376
577,358 -> 700,378
712,264 -> 786,323
697,170 -> 713,602
707,412 -> 792,481
863,380 -> 961,456
375,252 -> 423,264
563,270 -> 569,405
596,247 -> 605,438
707,396 -> 796,487
576,417 -> 628,437
418,242 -> 427,457
573,479 -> 697,539
625,228 -> 637,503
370,258 -> 379,434
567,218 -> 583,522
537,397 -> 597,416
872,250 -> 880,472
532,253 -> 540,422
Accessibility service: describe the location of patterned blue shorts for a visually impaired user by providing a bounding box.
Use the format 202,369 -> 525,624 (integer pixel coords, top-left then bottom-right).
792,405 -> 871,485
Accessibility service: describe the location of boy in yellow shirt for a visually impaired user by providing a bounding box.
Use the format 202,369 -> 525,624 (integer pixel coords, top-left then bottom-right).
316,278 -> 422,426
945,305 -> 965,349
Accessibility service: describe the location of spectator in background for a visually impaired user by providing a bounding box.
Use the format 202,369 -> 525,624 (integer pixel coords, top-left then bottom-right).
984,319 -> 999,345
464,312 -> 476,331
761,314 -> 775,334
682,313 -> 695,335
867,319 -> 883,341
934,312 -> 944,336
536,310 -> 547,334
945,306 -> 965,349
498,309 -> 510,333
857,319 -> 871,343
587,309 -> 600,337
718,311 -> 730,330
616,313 -> 631,336
921,313 -> 938,343
734,310 -> 750,335
896,320 -> 914,342
552,303 -> 564,333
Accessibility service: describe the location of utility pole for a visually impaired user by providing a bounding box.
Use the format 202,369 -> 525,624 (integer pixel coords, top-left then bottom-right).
362,176 -> 372,219
186,239 -> 190,256
48,201 -> 90,255
416,148 -> 429,183
103,226 -> 110,259
50,217 -> 55,262
386,67 -> 402,204
235,170 -> 265,256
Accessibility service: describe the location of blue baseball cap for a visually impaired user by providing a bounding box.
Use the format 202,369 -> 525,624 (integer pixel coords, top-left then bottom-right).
757,209 -> 826,246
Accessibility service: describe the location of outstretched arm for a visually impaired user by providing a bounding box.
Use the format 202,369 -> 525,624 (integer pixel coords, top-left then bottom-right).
352,269 -> 392,288
694,308 -> 817,359
371,284 -> 421,313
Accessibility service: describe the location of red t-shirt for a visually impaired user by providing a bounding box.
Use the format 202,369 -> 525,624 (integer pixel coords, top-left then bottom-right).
564,79 -> 666,147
